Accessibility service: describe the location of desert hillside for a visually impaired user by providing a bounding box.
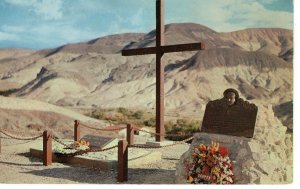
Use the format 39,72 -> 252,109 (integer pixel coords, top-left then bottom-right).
220,28 -> 293,57
0,23 -> 293,130
0,96 -> 107,138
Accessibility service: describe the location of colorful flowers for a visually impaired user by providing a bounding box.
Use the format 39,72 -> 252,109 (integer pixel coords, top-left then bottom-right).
74,139 -> 90,148
53,139 -> 90,156
185,142 -> 234,184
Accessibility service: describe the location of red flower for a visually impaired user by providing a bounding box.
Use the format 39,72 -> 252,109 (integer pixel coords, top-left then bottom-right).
198,144 -> 207,151
202,166 -> 209,175
211,175 -> 217,183
186,143 -> 234,184
218,146 -> 229,157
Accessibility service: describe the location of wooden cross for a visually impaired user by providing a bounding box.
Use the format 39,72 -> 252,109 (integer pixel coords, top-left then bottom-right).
122,0 -> 205,142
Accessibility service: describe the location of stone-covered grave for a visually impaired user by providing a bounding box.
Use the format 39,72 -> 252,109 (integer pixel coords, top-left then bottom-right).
30,133 -> 162,169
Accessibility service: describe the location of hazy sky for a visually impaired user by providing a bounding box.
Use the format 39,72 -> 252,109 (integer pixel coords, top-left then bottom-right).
0,0 -> 294,49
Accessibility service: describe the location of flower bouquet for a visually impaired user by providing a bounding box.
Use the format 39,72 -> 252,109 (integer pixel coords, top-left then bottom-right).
185,141 -> 234,184
70,139 -> 90,149
54,139 -> 90,158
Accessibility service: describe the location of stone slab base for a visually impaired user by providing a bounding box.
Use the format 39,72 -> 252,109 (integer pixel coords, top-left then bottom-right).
146,141 -> 174,147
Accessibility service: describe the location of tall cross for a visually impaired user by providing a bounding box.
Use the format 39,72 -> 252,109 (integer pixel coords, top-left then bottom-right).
122,0 -> 205,142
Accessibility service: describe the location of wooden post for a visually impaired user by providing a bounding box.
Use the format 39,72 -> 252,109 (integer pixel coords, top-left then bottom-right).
118,140 -> 128,182
74,120 -> 80,142
126,124 -> 134,145
43,130 -> 52,166
155,0 -> 165,142
0,132 -> 2,153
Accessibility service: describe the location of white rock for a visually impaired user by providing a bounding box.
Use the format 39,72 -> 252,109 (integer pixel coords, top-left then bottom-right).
241,159 -> 255,169
259,174 -> 273,184
175,131 -> 292,184
236,148 -> 248,159
284,166 -> 293,183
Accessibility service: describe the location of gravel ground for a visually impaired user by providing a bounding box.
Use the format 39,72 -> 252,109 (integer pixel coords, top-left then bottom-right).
0,137 -> 190,184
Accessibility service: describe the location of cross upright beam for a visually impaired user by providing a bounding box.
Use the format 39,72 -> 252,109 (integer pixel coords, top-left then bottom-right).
156,0 -> 165,142
121,0 -> 205,142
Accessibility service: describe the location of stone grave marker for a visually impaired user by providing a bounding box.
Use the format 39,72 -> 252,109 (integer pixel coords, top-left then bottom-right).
201,88 -> 258,138
81,135 -> 118,149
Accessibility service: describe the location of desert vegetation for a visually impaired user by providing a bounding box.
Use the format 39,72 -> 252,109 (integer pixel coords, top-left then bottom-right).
86,107 -> 200,140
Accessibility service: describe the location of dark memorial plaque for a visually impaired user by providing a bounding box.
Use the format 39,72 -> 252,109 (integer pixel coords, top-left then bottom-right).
201,88 -> 258,138
81,135 -> 116,149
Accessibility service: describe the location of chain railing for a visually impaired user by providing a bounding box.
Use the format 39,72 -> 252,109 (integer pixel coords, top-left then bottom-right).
52,135 -> 73,148
0,121 -> 195,154
129,136 -> 194,149
80,123 -> 126,131
50,125 -> 194,157
0,129 -> 43,141
76,120 -> 194,139
133,127 -> 194,137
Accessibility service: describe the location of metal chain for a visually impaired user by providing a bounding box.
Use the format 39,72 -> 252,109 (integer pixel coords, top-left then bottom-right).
76,145 -> 118,155
129,136 -> 194,149
164,132 -> 193,137
129,144 -> 161,149
0,129 -> 43,141
81,123 -> 192,136
52,135 -> 74,148
160,136 -> 194,148
133,127 -> 193,137
55,145 -> 119,157
4,129 -> 42,136
80,123 -> 127,131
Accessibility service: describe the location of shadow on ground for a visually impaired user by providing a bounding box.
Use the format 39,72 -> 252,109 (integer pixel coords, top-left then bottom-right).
0,160 -> 42,167
127,168 -> 175,184
23,166 -> 116,184
23,167 -> 175,184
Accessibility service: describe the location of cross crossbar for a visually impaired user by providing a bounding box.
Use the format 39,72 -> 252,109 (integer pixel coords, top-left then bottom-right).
122,43 -> 205,56
120,0 -> 205,142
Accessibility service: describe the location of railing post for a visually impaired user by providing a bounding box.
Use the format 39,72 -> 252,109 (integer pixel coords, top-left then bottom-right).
0,131 -> 2,153
118,140 -> 128,182
43,130 -> 52,166
74,120 -> 80,142
127,124 -> 134,145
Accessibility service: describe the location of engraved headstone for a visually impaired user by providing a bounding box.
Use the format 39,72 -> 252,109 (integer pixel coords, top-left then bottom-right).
81,135 -> 118,149
201,88 -> 258,138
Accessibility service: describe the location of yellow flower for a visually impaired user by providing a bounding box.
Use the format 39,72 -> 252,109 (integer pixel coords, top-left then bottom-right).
198,144 -> 206,151
211,167 -> 221,176
188,176 -> 194,183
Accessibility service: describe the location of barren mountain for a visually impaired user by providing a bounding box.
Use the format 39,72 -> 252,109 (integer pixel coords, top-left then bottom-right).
0,48 -> 35,61
0,23 -> 293,130
220,28 -> 293,56
43,33 -> 146,56
125,23 -> 241,50
0,96 -> 107,138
